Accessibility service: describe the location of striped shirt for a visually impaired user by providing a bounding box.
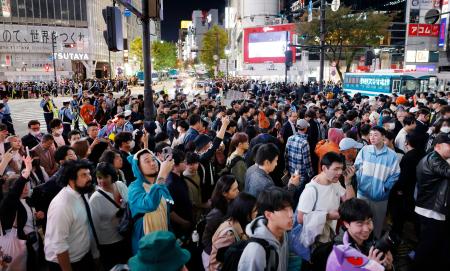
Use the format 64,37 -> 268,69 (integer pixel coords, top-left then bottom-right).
285,133 -> 314,184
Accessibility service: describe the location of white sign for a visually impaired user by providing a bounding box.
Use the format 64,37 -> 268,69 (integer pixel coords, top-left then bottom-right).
416,50 -> 429,62
405,50 -> 430,63
411,0 -> 439,10
53,52 -> 89,61
331,0 -> 340,12
0,25 -> 89,53
406,50 -> 417,62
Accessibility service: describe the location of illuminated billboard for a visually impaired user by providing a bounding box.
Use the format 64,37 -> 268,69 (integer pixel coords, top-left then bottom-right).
244,24 -> 296,64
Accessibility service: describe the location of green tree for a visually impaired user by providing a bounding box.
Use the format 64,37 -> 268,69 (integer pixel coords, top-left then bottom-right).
297,6 -> 392,81
151,41 -> 177,71
129,38 -> 177,71
199,25 -> 228,72
130,37 -> 143,70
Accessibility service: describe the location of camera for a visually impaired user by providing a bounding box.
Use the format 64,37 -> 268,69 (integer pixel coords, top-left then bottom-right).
374,231 -> 400,254
162,147 -> 172,161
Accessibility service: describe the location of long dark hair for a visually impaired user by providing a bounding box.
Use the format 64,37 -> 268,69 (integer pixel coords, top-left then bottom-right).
99,149 -> 121,165
226,192 -> 256,230
210,175 -> 237,215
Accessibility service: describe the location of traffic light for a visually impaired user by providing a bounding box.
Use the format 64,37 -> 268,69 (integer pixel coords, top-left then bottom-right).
44,64 -> 50,72
365,50 -> 375,66
102,6 -> 123,52
285,50 -> 293,67
293,10 -> 305,21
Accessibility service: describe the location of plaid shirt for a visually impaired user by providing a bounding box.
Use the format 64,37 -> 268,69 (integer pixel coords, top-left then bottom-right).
285,133 -> 313,183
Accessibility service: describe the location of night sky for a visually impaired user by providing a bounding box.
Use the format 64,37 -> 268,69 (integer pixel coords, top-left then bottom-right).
160,0 -> 402,41
161,0 -> 226,41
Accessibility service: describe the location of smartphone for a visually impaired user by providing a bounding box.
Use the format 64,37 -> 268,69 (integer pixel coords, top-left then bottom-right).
162,147 -> 173,161
26,146 -> 30,157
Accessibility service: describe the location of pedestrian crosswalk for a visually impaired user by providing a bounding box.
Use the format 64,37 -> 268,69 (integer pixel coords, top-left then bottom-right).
9,99 -> 49,134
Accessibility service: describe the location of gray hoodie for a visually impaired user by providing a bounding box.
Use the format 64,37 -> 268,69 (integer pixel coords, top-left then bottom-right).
238,216 -> 289,271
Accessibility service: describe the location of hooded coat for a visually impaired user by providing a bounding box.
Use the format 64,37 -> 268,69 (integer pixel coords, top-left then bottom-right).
127,152 -> 173,254
238,216 -> 289,271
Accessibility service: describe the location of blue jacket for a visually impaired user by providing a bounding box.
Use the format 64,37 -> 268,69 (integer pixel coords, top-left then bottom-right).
354,145 -> 400,201
127,153 -> 173,254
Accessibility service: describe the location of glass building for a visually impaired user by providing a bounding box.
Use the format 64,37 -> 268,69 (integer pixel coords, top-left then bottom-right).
0,0 -> 159,81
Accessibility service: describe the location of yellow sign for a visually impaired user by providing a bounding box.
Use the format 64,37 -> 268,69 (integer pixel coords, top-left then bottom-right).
180,20 -> 191,29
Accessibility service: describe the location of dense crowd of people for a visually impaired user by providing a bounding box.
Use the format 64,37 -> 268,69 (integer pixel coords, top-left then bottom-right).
0,78 -> 132,99
0,77 -> 449,271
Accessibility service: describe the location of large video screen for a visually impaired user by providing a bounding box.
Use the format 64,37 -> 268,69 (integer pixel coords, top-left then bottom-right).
248,31 -> 288,58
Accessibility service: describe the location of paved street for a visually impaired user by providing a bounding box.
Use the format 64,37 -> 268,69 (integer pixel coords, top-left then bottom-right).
7,79 -> 206,136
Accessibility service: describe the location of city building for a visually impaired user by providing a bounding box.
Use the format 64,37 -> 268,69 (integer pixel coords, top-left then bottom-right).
181,9 -> 220,61
0,0 -> 159,82
223,0 -> 407,83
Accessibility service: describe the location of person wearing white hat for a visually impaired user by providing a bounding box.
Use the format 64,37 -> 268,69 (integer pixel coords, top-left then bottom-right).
339,137 -> 364,167
98,112 -> 134,139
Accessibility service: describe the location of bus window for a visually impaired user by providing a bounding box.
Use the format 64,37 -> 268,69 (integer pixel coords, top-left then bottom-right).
392,80 -> 400,93
401,79 -> 419,95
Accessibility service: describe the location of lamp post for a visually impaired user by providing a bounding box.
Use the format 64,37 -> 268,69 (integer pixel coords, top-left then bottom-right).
225,49 -> 230,82
213,54 -> 219,77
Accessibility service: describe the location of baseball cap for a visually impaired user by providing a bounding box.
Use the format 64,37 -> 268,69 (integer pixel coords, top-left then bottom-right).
296,119 -> 310,129
434,133 -> 450,145
339,137 -> 364,151
124,110 -> 132,117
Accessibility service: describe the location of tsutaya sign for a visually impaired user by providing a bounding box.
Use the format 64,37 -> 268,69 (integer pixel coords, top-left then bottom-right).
53,52 -> 89,60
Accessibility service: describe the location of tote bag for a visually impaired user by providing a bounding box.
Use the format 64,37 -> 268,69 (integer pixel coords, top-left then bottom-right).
0,214 -> 28,271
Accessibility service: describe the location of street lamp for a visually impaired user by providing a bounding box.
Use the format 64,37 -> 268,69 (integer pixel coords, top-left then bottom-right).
225,49 -> 230,82
213,54 -> 219,77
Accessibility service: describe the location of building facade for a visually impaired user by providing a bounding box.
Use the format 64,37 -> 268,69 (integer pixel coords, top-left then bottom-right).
0,0 -> 159,82
182,9 -> 220,61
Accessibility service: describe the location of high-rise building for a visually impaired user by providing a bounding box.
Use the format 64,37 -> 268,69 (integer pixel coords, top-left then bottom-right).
182,9 -> 220,61
0,0 -> 159,82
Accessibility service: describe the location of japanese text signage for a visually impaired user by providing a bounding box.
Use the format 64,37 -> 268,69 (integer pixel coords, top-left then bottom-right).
0,25 -> 89,53
439,18 -> 447,47
358,77 -> 390,89
408,23 -> 440,37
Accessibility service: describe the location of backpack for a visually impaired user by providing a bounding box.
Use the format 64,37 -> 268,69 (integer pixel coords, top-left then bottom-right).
218,155 -> 244,176
219,237 -> 279,271
96,190 -> 144,238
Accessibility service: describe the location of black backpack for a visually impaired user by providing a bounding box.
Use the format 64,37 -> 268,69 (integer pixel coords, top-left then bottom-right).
218,237 -> 279,271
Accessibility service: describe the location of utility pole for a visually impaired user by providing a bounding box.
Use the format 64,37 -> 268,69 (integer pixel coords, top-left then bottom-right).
51,31 -> 57,84
114,0 -> 161,120
142,0 -> 154,121
319,0 -> 326,92
285,31 -> 289,85
215,31 -> 219,78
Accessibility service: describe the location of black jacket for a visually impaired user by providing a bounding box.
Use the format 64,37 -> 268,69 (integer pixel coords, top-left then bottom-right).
393,148 -> 424,196
416,151 -> 450,215
0,177 -> 31,240
281,121 -> 296,144
119,150 -> 134,185
21,133 -> 41,150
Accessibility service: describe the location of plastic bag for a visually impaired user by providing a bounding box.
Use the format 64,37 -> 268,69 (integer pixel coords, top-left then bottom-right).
0,227 -> 27,271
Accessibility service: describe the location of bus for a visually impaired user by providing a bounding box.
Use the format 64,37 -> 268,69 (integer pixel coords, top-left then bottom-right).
136,71 -> 159,86
343,71 -> 437,97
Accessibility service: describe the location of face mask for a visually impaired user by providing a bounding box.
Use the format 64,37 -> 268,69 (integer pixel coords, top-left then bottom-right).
441,126 -> 450,133
31,130 -> 40,136
129,141 -> 135,149
388,123 -> 395,130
